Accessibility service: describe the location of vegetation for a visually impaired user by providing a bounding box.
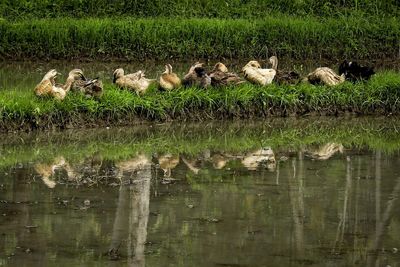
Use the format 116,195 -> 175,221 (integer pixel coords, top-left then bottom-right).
1,0 -> 399,20
0,16 -> 399,60
1,72 -> 400,131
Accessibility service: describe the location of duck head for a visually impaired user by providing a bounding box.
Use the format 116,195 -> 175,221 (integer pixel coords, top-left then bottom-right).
113,68 -> 124,83
212,62 -> 229,73
43,69 -> 61,80
194,66 -> 207,77
243,60 -> 261,70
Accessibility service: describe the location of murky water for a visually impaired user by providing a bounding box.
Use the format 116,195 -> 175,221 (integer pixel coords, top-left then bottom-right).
2,59 -> 399,91
1,118 -> 400,266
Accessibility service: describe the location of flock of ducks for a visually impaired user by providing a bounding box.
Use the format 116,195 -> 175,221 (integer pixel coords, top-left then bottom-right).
34,57 -> 375,100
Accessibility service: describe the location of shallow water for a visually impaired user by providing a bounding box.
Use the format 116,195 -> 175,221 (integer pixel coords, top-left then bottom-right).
1,59 -> 399,91
1,118 -> 400,266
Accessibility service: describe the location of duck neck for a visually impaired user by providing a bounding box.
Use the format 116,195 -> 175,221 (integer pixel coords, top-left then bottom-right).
271,58 -> 278,70
63,76 -> 75,92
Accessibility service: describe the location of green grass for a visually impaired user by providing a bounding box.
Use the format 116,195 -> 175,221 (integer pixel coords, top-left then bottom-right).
1,72 -> 400,131
0,16 -> 399,60
1,0 -> 399,20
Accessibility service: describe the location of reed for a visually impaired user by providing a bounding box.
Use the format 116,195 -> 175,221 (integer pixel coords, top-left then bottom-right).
0,16 -> 398,60
0,72 -> 400,131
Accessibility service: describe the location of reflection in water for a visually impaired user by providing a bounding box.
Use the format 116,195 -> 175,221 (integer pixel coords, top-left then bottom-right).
109,155 -> 151,266
241,147 -> 276,171
34,156 -> 75,188
1,140 -> 400,266
157,154 -> 179,178
305,142 -> 344,160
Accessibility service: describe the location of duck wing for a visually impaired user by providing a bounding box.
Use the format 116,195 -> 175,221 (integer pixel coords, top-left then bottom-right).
34,79 -> 53,96
210,71 -> 243,86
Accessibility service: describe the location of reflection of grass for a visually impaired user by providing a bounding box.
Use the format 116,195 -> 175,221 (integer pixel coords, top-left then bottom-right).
0,16 -> 398,60
1,117 -> 400,168
1,72 -> 400,131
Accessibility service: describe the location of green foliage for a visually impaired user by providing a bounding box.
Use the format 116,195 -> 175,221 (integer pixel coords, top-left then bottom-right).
1,0 -> 399,20
0,72 -> 400,131
0,16 -> 399,60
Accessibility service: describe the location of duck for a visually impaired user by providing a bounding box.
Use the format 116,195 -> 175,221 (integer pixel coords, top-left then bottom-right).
71,73 -> 104,98
209,62 -> 244,87
339,60 -> 375,82
269,56 -> 300,84
242,60 -> 276,85
34,69 -> 85,100
159,64 -> 181,91
304,67 -> 345,86
182,62 -> 211,89
113,68 -> 155,95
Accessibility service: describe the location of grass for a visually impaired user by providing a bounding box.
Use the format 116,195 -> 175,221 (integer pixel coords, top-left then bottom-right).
0,117 -> 400,170
0,16 -> 399,60
1,0 -> 399,20
1,72 -> 400,131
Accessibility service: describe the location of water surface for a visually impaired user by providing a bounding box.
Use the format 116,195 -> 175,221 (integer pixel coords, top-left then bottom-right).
1,118 -> 400,266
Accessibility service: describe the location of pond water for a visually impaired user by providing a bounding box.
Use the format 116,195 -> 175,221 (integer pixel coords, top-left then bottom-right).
1,59 -> 399,91
1,118 -> 400,266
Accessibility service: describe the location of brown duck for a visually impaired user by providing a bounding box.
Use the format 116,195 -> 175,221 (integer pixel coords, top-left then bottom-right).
209,62 -> 243,87
182,62 -> 211,89
159,64 -> 181,91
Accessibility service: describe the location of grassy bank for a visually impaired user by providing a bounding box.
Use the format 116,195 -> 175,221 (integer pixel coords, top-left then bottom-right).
1,72 -> 400,131
1,0 -> 399,20
0,17 -> 399,60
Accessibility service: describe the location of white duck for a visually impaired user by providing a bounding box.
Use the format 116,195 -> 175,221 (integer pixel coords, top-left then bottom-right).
242,60 -> 276,86
304,67 -> 345,86
113,68 -> 155,95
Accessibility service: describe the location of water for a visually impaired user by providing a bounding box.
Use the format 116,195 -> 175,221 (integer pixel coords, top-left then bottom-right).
1,118 -> 400,266
2,59 -> 399,91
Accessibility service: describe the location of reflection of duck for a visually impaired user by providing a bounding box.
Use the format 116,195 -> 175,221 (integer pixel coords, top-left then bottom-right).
181,157 -> 201,174
306,143 -> 344,160
242,60 -> 276,86
158,154 -> 180,177
304,67 -> 345,86
241,147 -> 276,171
116,154 -> 151,173
113,68 -> 155,95
34,69 -> 85,100
211,153 -> 229,169
209,62 -> 243,87
159,64 -> 181,90
34,156 -> 75,188
182,62 -> 211,88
